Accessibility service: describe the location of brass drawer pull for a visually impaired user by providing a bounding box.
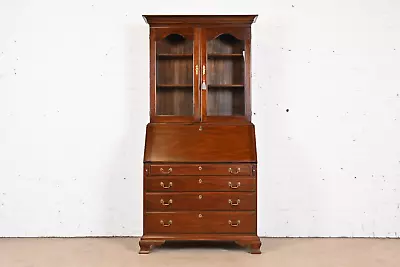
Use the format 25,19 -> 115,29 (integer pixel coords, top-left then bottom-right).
160,220 -> 172,227
228,167 -> 241,174
228,181 -> 241,189
160,181 -> 173,189
160,167 -> 172,174
228,199 -> 241,206
160,199 -> 173,206
228,220 -> 241,227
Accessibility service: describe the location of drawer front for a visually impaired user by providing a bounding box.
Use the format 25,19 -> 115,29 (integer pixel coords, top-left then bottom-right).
149,164 -> 253,176
145,192 -> 256,211
145,211 -> 256,234
146,176 -> 255,192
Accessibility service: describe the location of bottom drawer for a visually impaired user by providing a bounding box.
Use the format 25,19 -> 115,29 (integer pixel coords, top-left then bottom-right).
145,211 -> 256,234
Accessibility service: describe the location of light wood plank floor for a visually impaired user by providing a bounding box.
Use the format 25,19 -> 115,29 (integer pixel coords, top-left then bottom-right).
0,237 -> 399,267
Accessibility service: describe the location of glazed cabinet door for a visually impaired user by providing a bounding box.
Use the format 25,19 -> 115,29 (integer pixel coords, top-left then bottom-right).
150,28 -> 201,122
200,27 -> 251,122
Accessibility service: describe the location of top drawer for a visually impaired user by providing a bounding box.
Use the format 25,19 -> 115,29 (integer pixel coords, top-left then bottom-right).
149,164 -> 253,176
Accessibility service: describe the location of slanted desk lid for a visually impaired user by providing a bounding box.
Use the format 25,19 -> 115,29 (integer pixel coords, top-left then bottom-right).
144,124 -> 257,163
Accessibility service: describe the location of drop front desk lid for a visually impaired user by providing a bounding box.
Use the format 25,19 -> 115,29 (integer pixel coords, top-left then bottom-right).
144,123 -> 257,163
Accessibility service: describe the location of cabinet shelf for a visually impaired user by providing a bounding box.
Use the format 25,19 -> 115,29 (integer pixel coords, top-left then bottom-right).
208,84 -> 244,88
157,84 -> 244,88
157,53 -> 193,58
157,84 -> 193,88
208,53 -> 243,58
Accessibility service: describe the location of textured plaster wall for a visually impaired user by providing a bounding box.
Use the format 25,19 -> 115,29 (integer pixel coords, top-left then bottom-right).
0,0 -> 400,237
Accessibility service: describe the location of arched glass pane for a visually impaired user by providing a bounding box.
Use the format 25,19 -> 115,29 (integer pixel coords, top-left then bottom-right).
207,34 -> 245,116
156,34 -> 194,116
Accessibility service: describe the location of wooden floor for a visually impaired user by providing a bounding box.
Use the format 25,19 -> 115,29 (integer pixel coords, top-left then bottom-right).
0,237 -> 399,267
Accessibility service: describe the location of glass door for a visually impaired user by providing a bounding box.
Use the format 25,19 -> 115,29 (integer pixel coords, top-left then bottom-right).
151,28 -> 200,122
201,28 -> 250,122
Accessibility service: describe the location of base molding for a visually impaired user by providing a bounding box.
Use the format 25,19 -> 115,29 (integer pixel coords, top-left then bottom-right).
139,234 -> 261,254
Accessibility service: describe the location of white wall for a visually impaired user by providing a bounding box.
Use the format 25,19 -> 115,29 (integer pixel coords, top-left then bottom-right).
0,0 -> 399,238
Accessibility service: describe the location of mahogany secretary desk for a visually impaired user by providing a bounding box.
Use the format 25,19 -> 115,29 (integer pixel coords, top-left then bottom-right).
140,15 -> 261,254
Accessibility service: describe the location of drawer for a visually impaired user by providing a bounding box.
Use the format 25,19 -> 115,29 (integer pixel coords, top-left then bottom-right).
146,176 -> 255,192
148,164 -> 253,176
145,192 -> 256,211
145,211 -> 256,234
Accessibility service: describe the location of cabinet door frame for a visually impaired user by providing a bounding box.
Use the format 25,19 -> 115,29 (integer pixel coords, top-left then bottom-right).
149,27 -> 201,123
200,27 -> 252,123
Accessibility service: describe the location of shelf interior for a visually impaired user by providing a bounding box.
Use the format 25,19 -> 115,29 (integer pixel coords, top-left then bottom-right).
156,33 -> 194,116
206,33 -> 245,116
157,84 -> 193,88
208,84 -> 244,88
208,53 -> 243,58
157,53 -> 193,58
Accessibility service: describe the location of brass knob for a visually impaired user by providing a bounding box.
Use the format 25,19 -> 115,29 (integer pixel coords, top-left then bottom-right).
160,181 -> 173,189
198,178 -> 202,184
198,194 -> 202,199
198,166 -> 202,171
198,214 -> 202,218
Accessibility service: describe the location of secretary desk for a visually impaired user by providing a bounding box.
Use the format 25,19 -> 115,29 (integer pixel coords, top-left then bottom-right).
139,15 -> 261,254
